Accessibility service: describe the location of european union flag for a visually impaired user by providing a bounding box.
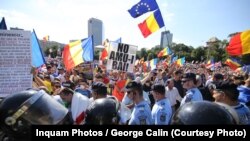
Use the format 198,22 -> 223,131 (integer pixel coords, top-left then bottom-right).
128,0 -> 159,18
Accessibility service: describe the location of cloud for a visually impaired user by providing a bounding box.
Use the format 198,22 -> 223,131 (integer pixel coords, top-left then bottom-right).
164,13 -> 175,22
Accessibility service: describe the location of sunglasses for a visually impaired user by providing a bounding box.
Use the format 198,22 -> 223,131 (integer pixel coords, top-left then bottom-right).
127,91 -> 136,95
213,89 -> 225,94
60,92 -> 70,96
127,91 -> 133,94
54,85 -> 61,88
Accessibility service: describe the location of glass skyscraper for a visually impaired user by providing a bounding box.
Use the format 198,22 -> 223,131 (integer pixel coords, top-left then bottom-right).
88,18 -> 103,47
160,30 -> 173,48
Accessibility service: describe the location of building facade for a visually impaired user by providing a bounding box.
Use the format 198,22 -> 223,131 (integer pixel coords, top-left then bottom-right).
160,30 -> 173,48
88,18 -> 103,47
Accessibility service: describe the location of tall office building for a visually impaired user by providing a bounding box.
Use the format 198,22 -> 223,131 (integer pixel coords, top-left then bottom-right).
88,18 -> 103,47
160,30 -> 173,48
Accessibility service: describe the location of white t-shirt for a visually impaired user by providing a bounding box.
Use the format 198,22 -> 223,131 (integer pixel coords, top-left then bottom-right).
165,87 -> 182,106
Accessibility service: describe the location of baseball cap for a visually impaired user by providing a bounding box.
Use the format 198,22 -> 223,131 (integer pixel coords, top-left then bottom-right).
125,81 -> 142,91
182,73 -> 196,81
91,82 -> 107,94
152,83 -> 165,94
215,81 -> 238,92
57,66 -> 64,70
62,81 -> 75,90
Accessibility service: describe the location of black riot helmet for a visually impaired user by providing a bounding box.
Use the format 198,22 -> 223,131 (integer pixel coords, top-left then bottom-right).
85,97 -> 120,125
0,89 -> 68,139
171,101 -> 236,125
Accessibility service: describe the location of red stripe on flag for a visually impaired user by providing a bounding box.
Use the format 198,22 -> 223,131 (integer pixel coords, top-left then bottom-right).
226,33 -> 243,56
100,48 -> 108,60
138,20 -> 152,38
158,51 -> 163,58
75,112 -> 85,125
63,45 -> 75,71
225,60 -> 239,70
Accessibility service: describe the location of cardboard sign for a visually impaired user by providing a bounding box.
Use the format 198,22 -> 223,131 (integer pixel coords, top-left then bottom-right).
106,42 -> 137,72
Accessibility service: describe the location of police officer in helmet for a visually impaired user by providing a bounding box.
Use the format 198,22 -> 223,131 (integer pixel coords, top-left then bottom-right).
84,97 -> 120,125
171,101 -> 237,125
0,89 -> 70,141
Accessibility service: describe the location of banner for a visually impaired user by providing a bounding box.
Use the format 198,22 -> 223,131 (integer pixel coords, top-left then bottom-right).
0,30 -> 32,97
32,125 -> 250,140
106,42 -> 137,72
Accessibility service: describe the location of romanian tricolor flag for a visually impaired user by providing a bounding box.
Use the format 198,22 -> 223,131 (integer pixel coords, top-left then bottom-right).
157,47 -> 172,57
100,39 -> 109,61
205,58 -> 214,69
31,29 -> 45,68
224,58 -> 241,70
170,54 -> 178,65
63,36 -> 93,71
138,9 -> 165,38
43,35 -> 49,42
237,65 -> 250,73
226,30 -> 250,56
148,58 -> 158,70
176,57 -> 185,67
100,38 -> 121,61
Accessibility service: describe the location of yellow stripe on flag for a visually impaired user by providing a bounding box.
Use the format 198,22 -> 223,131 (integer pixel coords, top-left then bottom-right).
241,30 -> 250,54
146,14 -> 160,33
69,40 -> 84,66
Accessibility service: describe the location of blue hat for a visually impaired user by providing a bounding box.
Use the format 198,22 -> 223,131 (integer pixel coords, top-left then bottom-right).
152,83 -> 165,94
91,82 -> 107,94
182,73 -> 196,81
125,81 -> 142,91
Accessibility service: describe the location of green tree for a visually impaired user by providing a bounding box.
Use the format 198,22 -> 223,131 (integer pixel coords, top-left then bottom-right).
44,45 -> 59,58
147,52 -> 154,61
191,46 -> 206,61
136,50 -> 141,60
94,50 -> 100,60
140,48 -> 147,60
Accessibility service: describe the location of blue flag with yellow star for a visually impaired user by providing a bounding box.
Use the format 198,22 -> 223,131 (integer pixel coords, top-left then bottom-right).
128,0 -> 159,18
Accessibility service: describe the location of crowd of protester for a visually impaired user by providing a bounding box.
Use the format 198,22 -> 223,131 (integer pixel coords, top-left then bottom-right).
1,56 -> 250,141
26,57 -> 250,125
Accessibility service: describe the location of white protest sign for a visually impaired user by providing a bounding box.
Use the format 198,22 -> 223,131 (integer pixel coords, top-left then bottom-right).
0,30 -> 32,97
106,42 -> 137,72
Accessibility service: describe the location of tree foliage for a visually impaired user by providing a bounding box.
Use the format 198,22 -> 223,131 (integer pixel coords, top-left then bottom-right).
135,37 -> 231,63
44,45 -> 59,58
